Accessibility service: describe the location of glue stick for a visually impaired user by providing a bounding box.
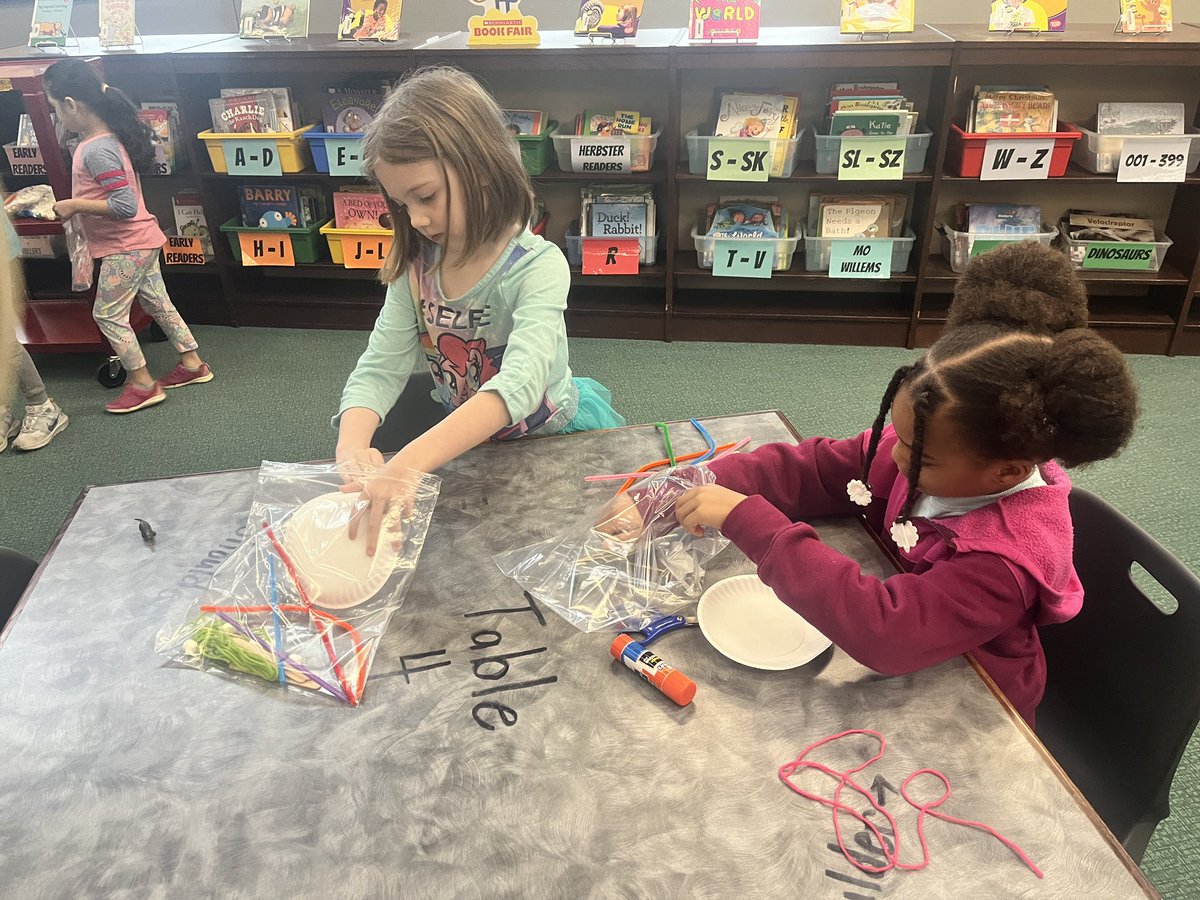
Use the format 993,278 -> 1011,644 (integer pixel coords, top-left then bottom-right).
610,634 -> 697,707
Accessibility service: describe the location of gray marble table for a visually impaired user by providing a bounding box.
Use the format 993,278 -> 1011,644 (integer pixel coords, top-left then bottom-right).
0,412 -> 1156,899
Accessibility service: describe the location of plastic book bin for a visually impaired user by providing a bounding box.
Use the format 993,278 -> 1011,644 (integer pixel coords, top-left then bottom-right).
947,124 -> 1081,178
1067,124 -> 1200,175
219,218 -> 328,265
1059,226 -> 1173,272
303,131 -> 364,174
198,124 -> 316,174
814,128 -> 932,175
564,220 -> 657,267
940,225 -> 1058,274
804,229 -> 916,273
319,222 -> 394,268
551,130 -> 662,174
684,128 -> 805,178
514,122 -> 558,177
691,223 -> 802,271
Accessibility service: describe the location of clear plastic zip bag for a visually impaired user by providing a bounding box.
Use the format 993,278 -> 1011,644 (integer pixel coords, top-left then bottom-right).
494,466 -> 728,633
156,461 -> 440,705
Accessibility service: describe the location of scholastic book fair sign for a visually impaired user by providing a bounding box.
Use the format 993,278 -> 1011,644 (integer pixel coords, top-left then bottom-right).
467,0 -> 540,45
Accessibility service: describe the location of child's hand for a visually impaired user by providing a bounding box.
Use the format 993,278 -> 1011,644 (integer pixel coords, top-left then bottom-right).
593,492 -> 646,542
675,485 -> 748,537
53,199 -> 77,220
336,445 -> 386,480
340,467 -> 414,558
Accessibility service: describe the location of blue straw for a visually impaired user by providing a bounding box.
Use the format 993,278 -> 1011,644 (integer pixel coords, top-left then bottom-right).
267,554 -> 286,685
691,418 -> 717,463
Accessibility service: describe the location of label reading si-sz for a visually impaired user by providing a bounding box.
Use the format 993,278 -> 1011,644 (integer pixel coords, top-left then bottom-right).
221,139 -> 282,176
707,138 -> 772,182
838,138 -> 906,181
1117,138 -> 1189,184
828,240 -> 892,279
326,138 -> 365,177
713,239 -> 773,278
979,139 -> 1055,181
571,138 -> 631,174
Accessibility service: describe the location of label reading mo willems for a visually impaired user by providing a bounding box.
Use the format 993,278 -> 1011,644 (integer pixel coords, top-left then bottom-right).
829,239 -> 892,279
1081,241 -> 1156,271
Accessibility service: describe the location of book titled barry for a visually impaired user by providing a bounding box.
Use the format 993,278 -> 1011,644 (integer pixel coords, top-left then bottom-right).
240,184 -> 327,229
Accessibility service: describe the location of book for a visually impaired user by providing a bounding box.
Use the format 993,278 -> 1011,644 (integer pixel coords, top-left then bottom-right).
338,0 -> 401,41
239,183 -> 327,228
829,110 -> 908,136
16,115 -> 38,148
809,192 -> 908,234
576,0 -> 644,39
688,1 -> 760,41
137,109 -> 175,175
713,93 -> 786,139
29,0 -> 73,47
964,203 -> 1043,234
98,0 -> 136,47
1063,210 -> 1156,242
1119,0 -> 1171,33
589,202 -> 649,237
1096,102 -> 1184,136
988,0 -> 1067,32
172,192 -> 213,256
222,87 -> 296,133
581,109 -> 641,136
333,190 -> 391,230
239,0 -> 310,39
840,0 -> 914,34
502,109 -> 544,136
970,88 -> 1057,133
832,82 -> 899,93
323,88 -> 386,133
819,200 -> 891,239
580,184 -> 655,239
706,201 -> 781,238
210,93 -> 278,134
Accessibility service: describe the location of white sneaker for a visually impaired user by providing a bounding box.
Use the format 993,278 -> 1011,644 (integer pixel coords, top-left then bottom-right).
13,399 -> 68,451
0,408 -> 18,453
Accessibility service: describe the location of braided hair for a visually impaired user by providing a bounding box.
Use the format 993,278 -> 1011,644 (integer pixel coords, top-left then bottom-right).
860,243 -> 1139,527
43,59 -> 156,175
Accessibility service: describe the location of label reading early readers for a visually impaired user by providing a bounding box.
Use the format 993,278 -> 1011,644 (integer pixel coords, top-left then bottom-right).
829,240 -> 892,279
838,138 -> 906,181
326,138 -> 365,177
571,138 -> 632,174
713,240 -> 773,278
979,139 -> 1055,181
163,236 -> 207,266
1080,242 -> 1155,271
1117,139 -> 1189,184
222,139 -> 283,177
238,233 -> 295,267
707,139 -> 772,182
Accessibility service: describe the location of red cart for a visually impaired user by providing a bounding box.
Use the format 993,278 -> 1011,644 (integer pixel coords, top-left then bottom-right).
4,57 -> 150,388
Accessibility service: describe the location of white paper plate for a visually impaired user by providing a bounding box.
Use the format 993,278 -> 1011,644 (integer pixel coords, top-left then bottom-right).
697,574 -> 832,670
280,490 -> 399,609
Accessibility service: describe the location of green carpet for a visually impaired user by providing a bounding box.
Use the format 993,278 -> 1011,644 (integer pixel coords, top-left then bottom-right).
2,325 -> 1198,896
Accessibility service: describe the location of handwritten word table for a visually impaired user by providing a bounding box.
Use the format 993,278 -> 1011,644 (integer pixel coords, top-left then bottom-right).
0,413 -> 1155,898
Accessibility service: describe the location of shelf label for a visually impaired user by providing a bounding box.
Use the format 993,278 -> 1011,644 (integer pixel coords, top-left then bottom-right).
342,234 -> 392,269
238,232 -> 295,267
571,138 -> 632,174
582,237 -> 640,275
1080,241 -> 1155,271
713,240 -> 773,278
838,138 -> 906,181
222,139 -> 282,177
326,138 -> 365,177
968,237 -> 1007,258
829,240 -> 892,279
163,236 -> 207,266
979,139 -> 1055,181
1117,139 -> 1189,183
706,139 -> 772,182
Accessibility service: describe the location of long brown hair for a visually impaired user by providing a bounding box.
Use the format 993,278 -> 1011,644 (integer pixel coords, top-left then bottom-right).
362,67 -> 534,283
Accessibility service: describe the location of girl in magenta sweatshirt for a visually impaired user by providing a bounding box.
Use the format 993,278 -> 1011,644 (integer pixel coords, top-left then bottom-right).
676,244 -> 1140,725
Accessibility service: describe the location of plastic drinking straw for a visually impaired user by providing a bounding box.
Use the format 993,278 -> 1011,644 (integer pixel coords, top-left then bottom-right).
261,521 -> 357,706
266,554 -> 286,686
655,422 -> 677,466
691,418 -> 717,463
616,441 -> 740,494
210,610 -> 348,703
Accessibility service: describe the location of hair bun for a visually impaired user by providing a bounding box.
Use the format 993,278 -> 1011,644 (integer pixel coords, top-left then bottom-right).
946,243 -> 1088,335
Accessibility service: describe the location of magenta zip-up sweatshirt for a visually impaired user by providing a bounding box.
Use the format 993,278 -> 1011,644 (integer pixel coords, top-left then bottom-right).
708,426 -> 1083,726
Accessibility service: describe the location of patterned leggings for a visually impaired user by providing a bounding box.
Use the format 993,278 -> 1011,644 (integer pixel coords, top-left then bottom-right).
94,249 -> 198,372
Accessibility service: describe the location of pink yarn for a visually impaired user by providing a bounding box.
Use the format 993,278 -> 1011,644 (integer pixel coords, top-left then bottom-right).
778,729 -> 1044,879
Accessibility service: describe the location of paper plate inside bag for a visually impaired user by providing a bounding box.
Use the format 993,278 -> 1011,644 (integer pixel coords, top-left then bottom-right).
697,574 -> 832,670
281,490 -> 399,609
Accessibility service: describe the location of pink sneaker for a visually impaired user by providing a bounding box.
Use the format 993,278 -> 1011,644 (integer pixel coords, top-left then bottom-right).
105,382 -> 166,414
159,361 -> 214,390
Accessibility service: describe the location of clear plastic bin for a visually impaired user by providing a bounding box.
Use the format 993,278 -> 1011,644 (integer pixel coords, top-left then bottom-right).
551,130 -> 661,174
814,128 -> 932,175
690,223 -> 802,271
941,225 -> 1058,273
684,128 -> 805,179
804,228 -> 916,273
565,220 -> 658,266
1060,226 -> 1173,272
1068,124 -> 1200,175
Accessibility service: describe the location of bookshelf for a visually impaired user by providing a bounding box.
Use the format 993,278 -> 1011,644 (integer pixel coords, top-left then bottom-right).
2,24 -> 1199,354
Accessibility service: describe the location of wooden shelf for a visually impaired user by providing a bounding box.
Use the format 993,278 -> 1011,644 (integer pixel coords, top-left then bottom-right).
942,161 -> 1200,184
922,254 -> 1191,287
570,265 -> 666,287
676,161 -> 935,183
675,253 -> 917,291
532,163 -> 665,184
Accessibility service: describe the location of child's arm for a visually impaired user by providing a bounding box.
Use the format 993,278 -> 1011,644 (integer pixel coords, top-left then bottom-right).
718,504 -> 1037,674
334,276 -> 422,462
56,142 -> 139,221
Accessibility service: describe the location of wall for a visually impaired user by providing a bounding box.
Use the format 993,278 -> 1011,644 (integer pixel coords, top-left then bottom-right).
2,0 -> 1154,45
